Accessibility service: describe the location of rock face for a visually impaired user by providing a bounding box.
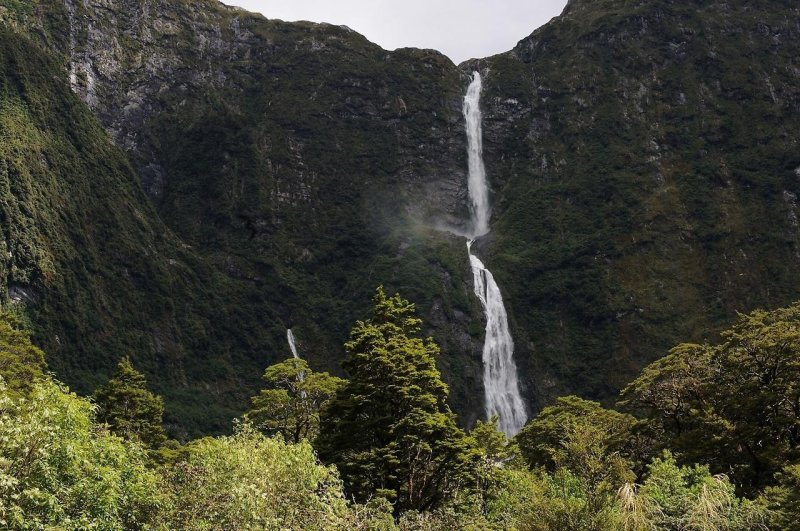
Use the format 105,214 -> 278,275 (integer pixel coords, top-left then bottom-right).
5,0 -> 800,434
0,25 -> 264,437
476,0 -> 800,404
16,0 -> 490,434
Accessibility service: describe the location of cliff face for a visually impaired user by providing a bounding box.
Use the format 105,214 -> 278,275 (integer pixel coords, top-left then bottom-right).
12,0 -> 490,433
477,0 -> 800,403
4,0 -> 800,433
56,0 -> 492,423
0,25 -> 275,437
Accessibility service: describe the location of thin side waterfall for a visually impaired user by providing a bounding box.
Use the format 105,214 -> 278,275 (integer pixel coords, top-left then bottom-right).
287,328 -> 306,388
287,329 -> 300,359
464,72 -> 528,436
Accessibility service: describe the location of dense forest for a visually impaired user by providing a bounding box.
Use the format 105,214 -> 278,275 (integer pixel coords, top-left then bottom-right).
1,290 -> 799,529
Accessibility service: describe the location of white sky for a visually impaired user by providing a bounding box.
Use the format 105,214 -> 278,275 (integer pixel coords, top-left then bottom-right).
225,1 -> 568,64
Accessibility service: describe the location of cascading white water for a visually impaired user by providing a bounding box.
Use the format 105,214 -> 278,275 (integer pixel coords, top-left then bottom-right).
464,72 -> 527,436
463,73 -> 490,238
468,242 -> 528,436
287,329 -> 300,359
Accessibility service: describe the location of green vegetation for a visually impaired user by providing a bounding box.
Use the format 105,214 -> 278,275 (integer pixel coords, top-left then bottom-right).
0,25 -> 301,437
620,303 -> 800,494
158,426 -> 391,530
244,357 -> 344,443
618,454 -> 764,531
0,1 -> 34,24
94,357 -> 167,449
516,396 -> 638,494
759,464 -> 800,531
0,379 -> 160,529
0,377 -> 394,530
318,287 -> 476,512
1,290 -> 800,528
0,311 -> 45,397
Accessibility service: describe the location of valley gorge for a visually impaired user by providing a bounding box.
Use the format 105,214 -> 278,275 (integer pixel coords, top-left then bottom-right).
2,0 -> 800,438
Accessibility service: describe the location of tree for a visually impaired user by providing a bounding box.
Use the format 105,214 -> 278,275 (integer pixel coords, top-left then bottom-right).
759,464 -> 800,530
0,378 -> 160,529
471,416 -> 517,466
0,310 -> 46,397
93,357 -> 166,448
317,287 -> 476,513
159,424 -> 393,530
244,357 -> 344,443
515,396 -> 638,492
468,415 -> 524,515
617,343 -> 716,462
620,303 -> 800,493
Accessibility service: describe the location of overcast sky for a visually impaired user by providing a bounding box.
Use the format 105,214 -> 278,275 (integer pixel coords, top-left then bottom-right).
225,1 -> 568,64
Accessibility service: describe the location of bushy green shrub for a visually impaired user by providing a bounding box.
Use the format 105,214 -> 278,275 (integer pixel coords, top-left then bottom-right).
619,453 -> 766,531
158,424 -> 391,530
0,379 -> 160,530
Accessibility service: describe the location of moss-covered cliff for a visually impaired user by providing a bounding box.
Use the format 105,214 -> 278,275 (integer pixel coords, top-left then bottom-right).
0,26 -> 293,436
4,0 -> 488,435
476,0 -> 800,405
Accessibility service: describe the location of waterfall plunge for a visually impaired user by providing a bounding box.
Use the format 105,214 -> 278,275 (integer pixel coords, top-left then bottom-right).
287,329 -> 306,388
464,73 -> 490,238
464,72 -> 527,436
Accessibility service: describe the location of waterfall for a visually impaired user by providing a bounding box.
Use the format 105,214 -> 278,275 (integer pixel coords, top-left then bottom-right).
287,329 -> 300,359
467,242 -> 528,435
463,73 -> 490,237
464,72 -> 528,436
287,328 -> 305,388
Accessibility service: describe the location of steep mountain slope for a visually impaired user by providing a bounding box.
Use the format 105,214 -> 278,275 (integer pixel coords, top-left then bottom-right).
0,25 -> 307,436
6,0 -> 490,432
50,0 -> 491,421
4,0 -> 800,433
477,0 -> 800,403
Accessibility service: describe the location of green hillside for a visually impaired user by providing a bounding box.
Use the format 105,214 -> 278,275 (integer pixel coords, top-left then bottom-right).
0,26 -> 297,437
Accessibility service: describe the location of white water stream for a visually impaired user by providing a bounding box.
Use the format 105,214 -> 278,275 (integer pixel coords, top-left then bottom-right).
287,329 -> 300,359
286,328 -> 306,389
464,72 -> 527,436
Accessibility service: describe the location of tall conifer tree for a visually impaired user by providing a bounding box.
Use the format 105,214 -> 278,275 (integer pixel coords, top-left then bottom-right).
318,287 -> 475,513
0,311 -> 46,397
94,357 -> 166,448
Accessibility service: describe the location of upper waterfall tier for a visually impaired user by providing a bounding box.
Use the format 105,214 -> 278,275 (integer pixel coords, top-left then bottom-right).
464,72 -> 490,238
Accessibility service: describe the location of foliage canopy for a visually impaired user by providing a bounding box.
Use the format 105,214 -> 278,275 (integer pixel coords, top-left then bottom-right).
245,357 -> 344,443
620,302 -> 800,493
318,287 -> 477,513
